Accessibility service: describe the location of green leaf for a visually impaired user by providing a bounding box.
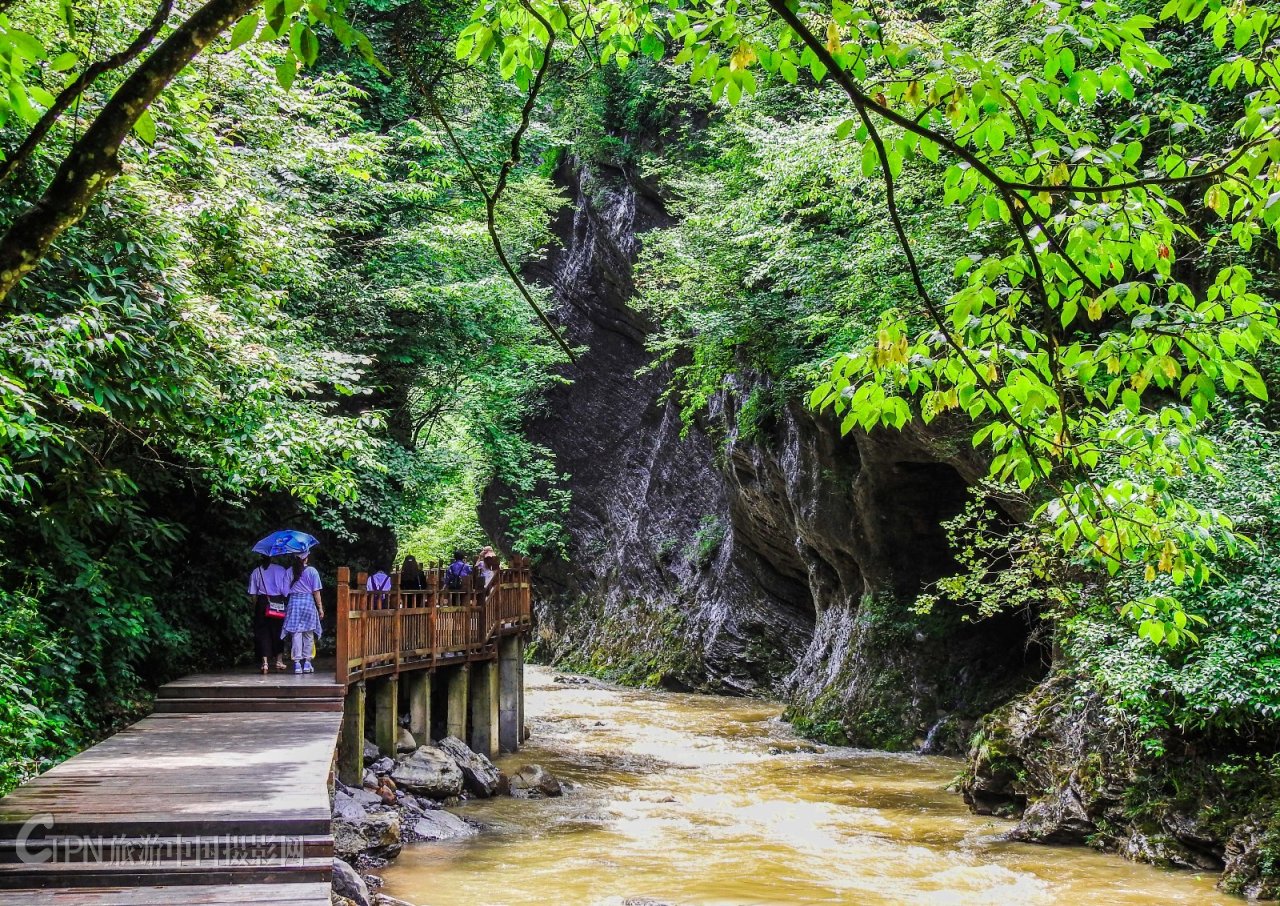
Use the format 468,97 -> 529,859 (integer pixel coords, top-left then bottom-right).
132,108 -> 156,146
228,13 -> 260,51
49,52 -> 78,72
861,141 -> 879,177
275,55 -> 297,90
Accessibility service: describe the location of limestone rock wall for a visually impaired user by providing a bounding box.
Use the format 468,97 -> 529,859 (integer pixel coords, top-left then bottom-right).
480,161 -> 1041,747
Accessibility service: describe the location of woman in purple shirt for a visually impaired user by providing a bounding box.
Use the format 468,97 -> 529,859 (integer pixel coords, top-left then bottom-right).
280,551 -> 324,674
248,556 -> 290,673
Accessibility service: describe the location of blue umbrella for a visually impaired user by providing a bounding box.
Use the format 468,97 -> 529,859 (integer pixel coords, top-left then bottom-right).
252,530 -> 319,557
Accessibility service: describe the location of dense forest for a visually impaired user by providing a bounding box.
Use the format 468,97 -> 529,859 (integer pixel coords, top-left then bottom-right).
1,0 -> 1279,896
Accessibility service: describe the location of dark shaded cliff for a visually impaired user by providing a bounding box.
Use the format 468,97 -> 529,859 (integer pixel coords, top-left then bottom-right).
481,162 -> 1042,748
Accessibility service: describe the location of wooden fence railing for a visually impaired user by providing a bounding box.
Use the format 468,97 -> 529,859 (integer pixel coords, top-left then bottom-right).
335,558 -> 533,685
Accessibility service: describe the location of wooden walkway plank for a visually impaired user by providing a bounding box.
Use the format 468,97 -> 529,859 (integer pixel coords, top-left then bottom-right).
8,882 -> 333,904
0,670 -> 344,899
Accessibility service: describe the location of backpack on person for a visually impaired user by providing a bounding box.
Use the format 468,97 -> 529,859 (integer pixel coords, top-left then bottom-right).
445,561 -> 471,590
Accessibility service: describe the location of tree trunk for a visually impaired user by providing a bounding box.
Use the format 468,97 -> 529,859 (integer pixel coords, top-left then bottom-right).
0,0 -> 261,305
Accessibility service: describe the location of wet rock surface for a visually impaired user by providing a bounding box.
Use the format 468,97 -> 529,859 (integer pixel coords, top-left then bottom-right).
960,671 -> 1280,898
436,735 -> 503,798
509,763 -> 563,799
390,746 -> 464,799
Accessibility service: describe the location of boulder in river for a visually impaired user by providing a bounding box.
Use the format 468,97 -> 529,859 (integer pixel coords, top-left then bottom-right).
397,728 -> 417,753
331,857 -> 372,906
333,811 -> 402,863
509,764 -> 563,798
391,745 -> 464,799
411,810 -> 479,842
333,791 -> 367,822
347,788 -> 382,810
436,735 -> 503,798
373,895 -> 418,906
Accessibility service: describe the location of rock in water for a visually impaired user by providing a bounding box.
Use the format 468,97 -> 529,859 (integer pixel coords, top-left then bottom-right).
348,788 -> 382,809
391,746 -> 464,799
331,857 -> 372,906
436,735 -> 502,798
333,812 -> 402,862
373,896 -> 418,906
332,791 -> 367,822
396,728 -> 417,753
411,810 -> 478,842
509,764 -> 563,798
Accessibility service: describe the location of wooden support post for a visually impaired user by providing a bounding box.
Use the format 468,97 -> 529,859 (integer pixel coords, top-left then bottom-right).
374,675 -> 399,758
408,671 -> 432,747
498,635 -> 522,753
469,659 -> 499,758
338,680 -> 365,787
446,664 -> 469,741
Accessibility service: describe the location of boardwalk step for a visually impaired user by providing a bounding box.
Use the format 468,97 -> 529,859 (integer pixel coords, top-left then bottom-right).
0,835 -> 332,864
152,697 -> 343,714
156,680 -> 340,701
0,855 -> 332,889
0,881 -> 333,905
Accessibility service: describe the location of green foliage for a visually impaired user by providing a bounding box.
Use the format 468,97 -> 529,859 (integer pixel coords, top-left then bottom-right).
470,0 -> 1280,648
0,1 -> 568,792
686,514 -> 727,567
1065,412 -> 1280,742
0,589 -> 79,792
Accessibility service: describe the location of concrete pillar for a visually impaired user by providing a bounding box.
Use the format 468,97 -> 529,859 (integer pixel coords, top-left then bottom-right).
408,671 -> 432,747
519,636 -> 528,741
498,635 -> 522,753
374,675 -> 399,758
446,664 -> 469,741
338,681 -> 366,787
469,660 -> 499,758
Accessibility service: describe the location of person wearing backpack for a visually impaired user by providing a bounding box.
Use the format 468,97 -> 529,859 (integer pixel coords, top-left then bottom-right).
366,566 -> 391,608
442,550 -> 472,597
281,550 -> 324,674
248,555 -> 289,673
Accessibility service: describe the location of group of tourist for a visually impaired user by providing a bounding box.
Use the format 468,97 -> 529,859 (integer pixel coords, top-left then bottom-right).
247,546 -> 505,674
247,550 -> 324,675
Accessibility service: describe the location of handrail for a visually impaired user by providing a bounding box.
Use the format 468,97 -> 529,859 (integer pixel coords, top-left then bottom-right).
335,558 -> 533,686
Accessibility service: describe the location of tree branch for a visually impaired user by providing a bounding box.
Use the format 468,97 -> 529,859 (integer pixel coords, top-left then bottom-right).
0,0 -> 260,305
0,0 -> 176,187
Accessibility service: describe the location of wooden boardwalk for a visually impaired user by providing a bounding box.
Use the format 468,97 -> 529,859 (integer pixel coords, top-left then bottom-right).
0,671 -> 343,903
0,560 -> 536,901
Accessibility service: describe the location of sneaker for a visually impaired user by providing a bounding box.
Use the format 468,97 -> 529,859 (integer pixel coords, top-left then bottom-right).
302,661 -> 314,674
293,661 -> 303,674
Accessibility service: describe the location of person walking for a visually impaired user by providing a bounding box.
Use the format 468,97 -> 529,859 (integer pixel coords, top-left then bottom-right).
475,547 -> 499,601
442,549 -> 472,601
248,555 -> 289,673
366,566 -> 391,608
281,550 -> 324,674
400,555 -> 426,591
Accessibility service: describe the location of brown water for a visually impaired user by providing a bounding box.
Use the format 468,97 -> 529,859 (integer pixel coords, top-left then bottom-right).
381,666 -> 1232,905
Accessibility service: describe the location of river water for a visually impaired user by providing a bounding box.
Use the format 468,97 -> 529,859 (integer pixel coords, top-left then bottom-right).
381,666 -> 1233,905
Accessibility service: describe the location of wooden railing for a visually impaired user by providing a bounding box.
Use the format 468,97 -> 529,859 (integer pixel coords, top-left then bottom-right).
334,558 -> 533,685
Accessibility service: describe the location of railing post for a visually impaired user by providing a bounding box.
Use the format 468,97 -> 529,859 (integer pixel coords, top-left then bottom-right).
428,571 -> 437,668
391,569 -> 402,675
335,566 -> 351,685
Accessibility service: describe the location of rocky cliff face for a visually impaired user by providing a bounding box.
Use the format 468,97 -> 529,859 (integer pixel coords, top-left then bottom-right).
481,162 -> 1042,748
962,672 -> 1280,899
